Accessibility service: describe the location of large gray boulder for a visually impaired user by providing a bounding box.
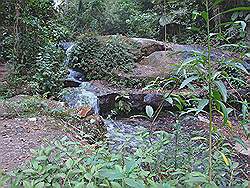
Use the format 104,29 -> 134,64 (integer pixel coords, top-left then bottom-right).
131,38 -> 167,56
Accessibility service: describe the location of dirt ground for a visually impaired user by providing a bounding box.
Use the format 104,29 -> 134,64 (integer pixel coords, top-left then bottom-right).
0,116 -> 68,172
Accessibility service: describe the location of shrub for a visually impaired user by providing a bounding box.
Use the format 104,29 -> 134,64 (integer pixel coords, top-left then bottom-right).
2,0 -> 69,96
30,44 -> 67,96
68,34 -> 139,81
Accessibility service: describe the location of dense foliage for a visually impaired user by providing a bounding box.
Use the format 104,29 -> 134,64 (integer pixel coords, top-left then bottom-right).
4,131 -> 248,188
1,0 -> 68,96
68,34 -> 139,81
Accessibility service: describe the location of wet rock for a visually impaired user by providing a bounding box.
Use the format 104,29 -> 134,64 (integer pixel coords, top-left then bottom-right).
64,69 -> 85,87
62,85 -> 99,114
76,115 -> 107,143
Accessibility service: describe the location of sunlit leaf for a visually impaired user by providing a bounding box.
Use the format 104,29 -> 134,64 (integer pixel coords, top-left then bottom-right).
235,21 -> 247,31
219,151 -> 229,166
201,11 -> 208,22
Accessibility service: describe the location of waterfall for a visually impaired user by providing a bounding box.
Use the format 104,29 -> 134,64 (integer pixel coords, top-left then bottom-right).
63,82 -> 100,114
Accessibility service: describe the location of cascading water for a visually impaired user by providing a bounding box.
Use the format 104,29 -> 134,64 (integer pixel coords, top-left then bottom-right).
63,82 -> 100,114
59,42 -> 100,114
59,42 -> 85,87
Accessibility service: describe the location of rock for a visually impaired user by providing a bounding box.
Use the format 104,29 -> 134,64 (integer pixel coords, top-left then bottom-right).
61,81 -> 181,114
144,93 -> 172,109
77,115 -> 107,143
78,106 -> 92,117
64,36 -> 247,82
119,50 -> 181,79
62,84 -> 99,114
104,119 -> 147,151
64,69 -> 85,87
131,38 -> 167,56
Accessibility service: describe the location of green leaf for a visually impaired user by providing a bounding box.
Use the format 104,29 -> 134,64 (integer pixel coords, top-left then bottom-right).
233,136 -> 248,150
223,6 -> 250,14
146,105 -> 154,118
215,81 -> 227,103
23,181 -> 32,188
65,159 -> 74,169
35,156 -> 48,161
23,169 -> 36,174
52,182 -> 61,188
241,100 -> 248,119
124,178 -> 145,188
163,182 -> 172,188
74,182 -> 85,188
191,136 -> 207,141
180,76 -> 199,89
211,6 -> 250,21
86,182 -> 96,188
217,101 -> 233,126
125,159 -> 139,173
111,182 -> 122,188
195,99 -> 209,115
201,11 -> 209,22
99,169 -> 123,180
84,173 -> 92,181
184,172 -> 208,184
35,182 -> 45,188
177,59 -> 196,74
192,10 -> 200,20
212,0 -> 224,6
159,15 -> 169,26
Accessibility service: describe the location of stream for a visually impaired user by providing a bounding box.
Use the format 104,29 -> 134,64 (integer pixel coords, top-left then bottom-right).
59,40 -> 249,151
